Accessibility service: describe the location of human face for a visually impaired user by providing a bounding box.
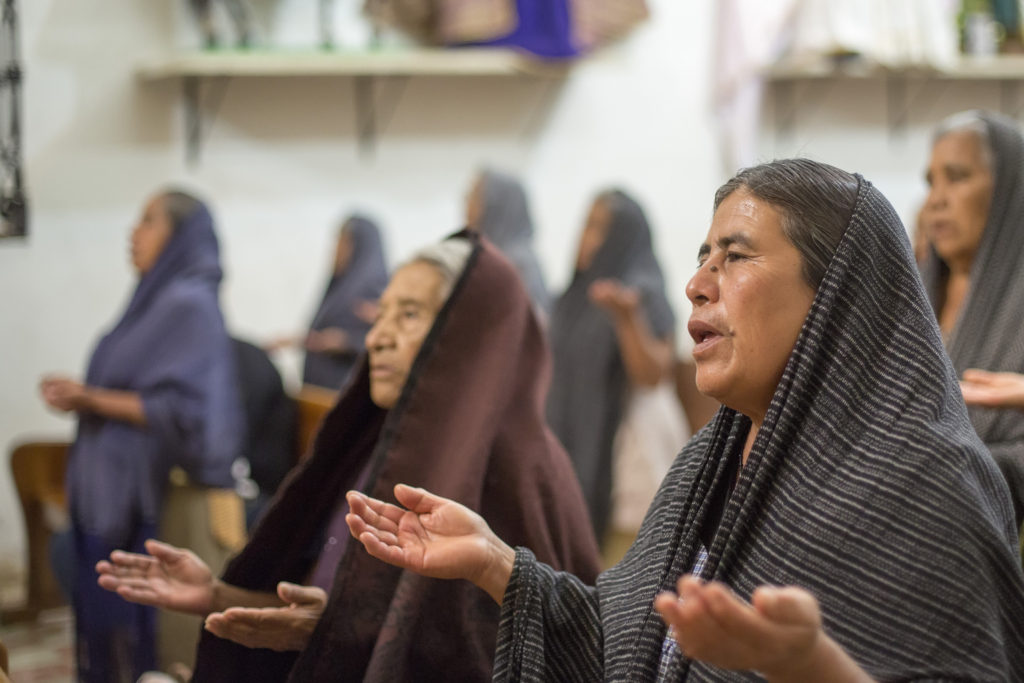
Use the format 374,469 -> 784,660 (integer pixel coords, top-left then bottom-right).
576,198 -> 611,271
921,130 -> 994,273
364,262 -> 446,410
130,195 -> 174,275
333,226 -> 355,274
685,190 -> 816,424
464,174 -> 486,231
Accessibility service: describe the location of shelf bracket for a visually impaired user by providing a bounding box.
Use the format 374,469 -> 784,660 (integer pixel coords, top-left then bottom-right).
352,75 -> 407,160
183,75 -> 232,167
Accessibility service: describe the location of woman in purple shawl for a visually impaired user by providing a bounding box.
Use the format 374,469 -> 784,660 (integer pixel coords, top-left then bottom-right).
40,190 -> 243,683
273,215 -> 388,391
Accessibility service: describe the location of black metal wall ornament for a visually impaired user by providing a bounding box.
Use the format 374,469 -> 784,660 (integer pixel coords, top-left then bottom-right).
1,0 -> 27,238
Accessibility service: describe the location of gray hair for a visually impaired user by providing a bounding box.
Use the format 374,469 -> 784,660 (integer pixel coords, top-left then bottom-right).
932,110 -> 994,171
714,158 -> 859,290
404,237 -> 473,303
161,190 -> 204,233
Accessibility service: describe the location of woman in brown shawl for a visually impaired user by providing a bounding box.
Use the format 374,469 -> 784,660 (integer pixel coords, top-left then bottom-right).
97,233 -> 601,682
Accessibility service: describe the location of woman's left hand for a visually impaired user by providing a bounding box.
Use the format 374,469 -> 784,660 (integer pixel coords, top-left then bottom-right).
588,279 -> 640,320
305,328 -> 349,354
203,582 -> 327,652
960,369 -> 1024,411
40,376 -> 88,413
654,577 -> 855,682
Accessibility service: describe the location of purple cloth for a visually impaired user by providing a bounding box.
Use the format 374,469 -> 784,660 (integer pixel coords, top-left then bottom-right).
67,200 -> 243,546
302,215 -> 389,390
307,454 -> 375,592
463,0 -> 579,59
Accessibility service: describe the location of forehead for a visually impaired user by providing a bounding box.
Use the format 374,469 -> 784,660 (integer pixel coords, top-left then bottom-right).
931,130 -> 987,166
706,190 -> 785,243
381,261 -> 444,304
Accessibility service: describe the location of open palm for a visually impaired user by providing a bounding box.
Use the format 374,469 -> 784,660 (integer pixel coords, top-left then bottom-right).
346,485 -> 496,584
96,539 -> 215,616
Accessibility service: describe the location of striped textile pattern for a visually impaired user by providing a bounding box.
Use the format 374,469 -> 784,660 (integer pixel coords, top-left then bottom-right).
494,174 -> 1024,682
919,111 -> 1024,528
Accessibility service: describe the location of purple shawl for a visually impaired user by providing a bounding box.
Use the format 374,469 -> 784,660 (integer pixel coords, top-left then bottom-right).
67,200 -> 243,545
302,215 -> 389,390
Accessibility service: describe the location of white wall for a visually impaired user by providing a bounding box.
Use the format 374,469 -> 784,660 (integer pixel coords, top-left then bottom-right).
0,0 -> 1012,577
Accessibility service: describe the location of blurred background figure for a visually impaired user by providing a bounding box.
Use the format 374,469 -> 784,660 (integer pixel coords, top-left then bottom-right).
919,109 -> 1024,533
464,168 -> 551,317
38,190 -> 243,683
546,189 -> 678,550
269,214 -> 388,391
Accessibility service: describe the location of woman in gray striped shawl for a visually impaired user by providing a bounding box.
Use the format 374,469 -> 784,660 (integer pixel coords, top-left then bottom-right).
919,110 -> 1024,531
347,159 -> 1024,681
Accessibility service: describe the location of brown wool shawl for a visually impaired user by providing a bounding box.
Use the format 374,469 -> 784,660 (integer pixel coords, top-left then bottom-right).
190,233 -> 600,682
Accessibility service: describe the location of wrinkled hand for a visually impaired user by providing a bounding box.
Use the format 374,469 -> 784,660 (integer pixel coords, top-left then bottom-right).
346,485 -> 514,603
204,582 -> 326,652
305,328 -> 349,354
96,539 -> 215,616
960,369 -> 1024,411
654,576 -> 822,680
40,376 -> 87,413
588,279 -> 640,320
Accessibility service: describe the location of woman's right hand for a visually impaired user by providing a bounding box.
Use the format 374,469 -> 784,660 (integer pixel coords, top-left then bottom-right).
346,485 -> 516,604
96,539 -> 216,616
39,376 -> 87,413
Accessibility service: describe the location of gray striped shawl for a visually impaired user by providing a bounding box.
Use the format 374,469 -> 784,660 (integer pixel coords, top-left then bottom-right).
495,176 -> 1024,681
919,111 -> 1024,527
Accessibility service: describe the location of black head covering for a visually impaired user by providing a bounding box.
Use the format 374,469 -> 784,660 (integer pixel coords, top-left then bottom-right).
302,215 -> 389,390
919,110 -> 1024,526
476,169 -> 552,314
546,190 -> 675,539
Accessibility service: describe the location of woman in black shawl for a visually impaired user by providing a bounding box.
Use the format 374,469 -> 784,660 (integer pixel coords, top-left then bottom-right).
347,159 -> 1024,680
546,190 -> 676,542
98,233 -> 600,682
272,214 -> 389,391
919,110 -> 1024,530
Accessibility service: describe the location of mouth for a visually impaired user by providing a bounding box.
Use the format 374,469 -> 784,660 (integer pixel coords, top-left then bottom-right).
688,319 -> 725,355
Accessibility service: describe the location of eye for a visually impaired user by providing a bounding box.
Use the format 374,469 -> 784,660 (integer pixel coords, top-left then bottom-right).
725,251 -> 748,262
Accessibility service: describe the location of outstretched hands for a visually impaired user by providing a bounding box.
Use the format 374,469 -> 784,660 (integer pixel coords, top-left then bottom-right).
96,539 -> 216,616
345,484 -> 516,604
654,577 -> 871,682
204,582 -> 327,652
960,369 -> 1024,411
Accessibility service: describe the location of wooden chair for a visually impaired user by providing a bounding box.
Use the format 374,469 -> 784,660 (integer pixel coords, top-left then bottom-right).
293,384 -> 338,462
4,441 -> 70,623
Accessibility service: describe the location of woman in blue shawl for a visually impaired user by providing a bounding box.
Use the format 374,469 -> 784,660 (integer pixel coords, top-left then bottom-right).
40,190 -> 243,682
275,215 -> 388,391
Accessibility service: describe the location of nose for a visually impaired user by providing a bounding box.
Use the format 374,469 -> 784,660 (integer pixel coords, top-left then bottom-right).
925,179 -> 947,211
365,316 -> 392,352
686,259 -> 720,306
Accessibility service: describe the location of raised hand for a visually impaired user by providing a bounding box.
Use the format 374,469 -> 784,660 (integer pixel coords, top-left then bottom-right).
346,485 -> 515,604
39,376 -> 87,413
204,582 -> 327,652
588,278 -> 640,320
960,369 -> 1024,411
96,539 -> 216,616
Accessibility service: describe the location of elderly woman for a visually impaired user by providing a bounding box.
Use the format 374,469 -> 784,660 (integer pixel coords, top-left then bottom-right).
547,190 -> 676,542
97,234 -> 601,682
464,168 -> 551,315
40,191 -> 243,683
919,110 -> 1024,529
347,159 -> 1024,680
270,214 -> 389,391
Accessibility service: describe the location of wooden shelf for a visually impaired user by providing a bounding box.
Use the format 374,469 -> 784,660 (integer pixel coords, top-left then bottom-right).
765,54 -> 1024,81
136,48 -> 569,81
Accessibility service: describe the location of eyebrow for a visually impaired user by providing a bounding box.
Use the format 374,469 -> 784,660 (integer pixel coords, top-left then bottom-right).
697,231 -> 756,259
